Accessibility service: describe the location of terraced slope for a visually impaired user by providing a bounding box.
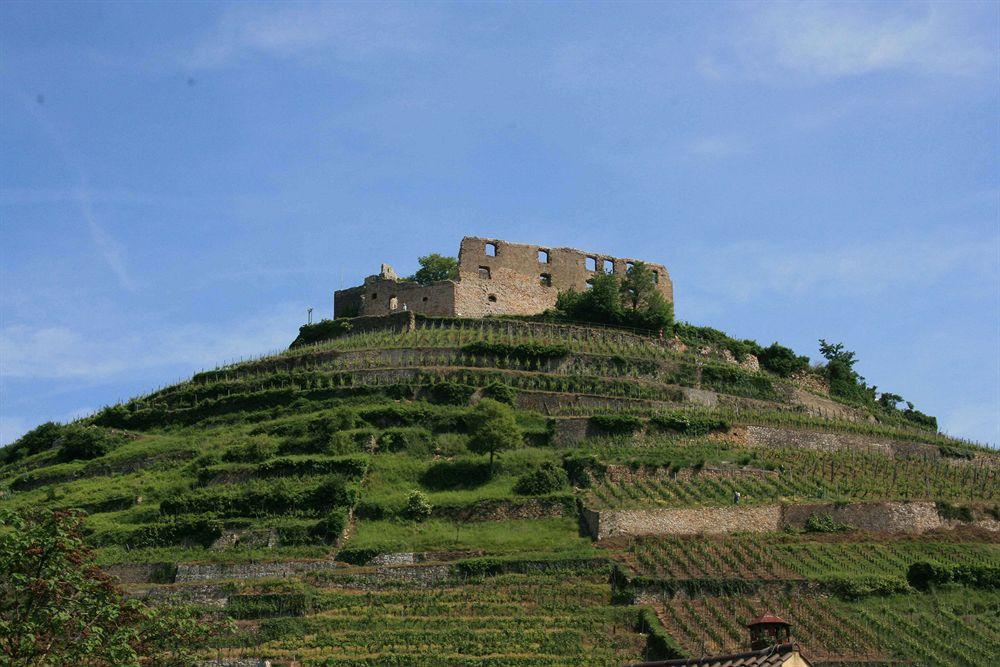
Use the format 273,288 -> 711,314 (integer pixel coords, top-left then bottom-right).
2,316 -> 997,666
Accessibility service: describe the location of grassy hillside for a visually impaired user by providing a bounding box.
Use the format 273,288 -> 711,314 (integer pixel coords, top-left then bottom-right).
2,316 -> 997,666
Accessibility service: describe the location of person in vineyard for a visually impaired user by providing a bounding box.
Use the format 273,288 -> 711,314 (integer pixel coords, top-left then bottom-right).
733,491 -> 741,505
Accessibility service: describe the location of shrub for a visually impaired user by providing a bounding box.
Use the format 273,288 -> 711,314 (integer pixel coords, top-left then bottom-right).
403,491 -> 432,522
290,319 -> 353,348
1,422 -> 63,463
907,561 -> 954,590
589,413 -> 642,434
481,382 -> 518,405
757,342 -> 810,377
325,428 -> 378,455
379,427 -> 433,455
421,459 -> 493,490
562,454 -> 603,488
936,501 -> 974,522
649,412 -> 729,436
804,513 -> 853,533
462,341 -> 569,362
428,381 -> 474,406
313,508 -> 348,542
222,437 -> 278,462
513,462 -> 569,495
700,365 -> 776,400
938,443 -> 974,460
335,548 -> 382,565
822,575 -> 909,600
57,426 -> 120,462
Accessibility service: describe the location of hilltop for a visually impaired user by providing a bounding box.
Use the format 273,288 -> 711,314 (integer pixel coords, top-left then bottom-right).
2,254 -> 997,665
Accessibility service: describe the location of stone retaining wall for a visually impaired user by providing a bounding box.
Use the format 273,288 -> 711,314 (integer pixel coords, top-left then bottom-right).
744,425 -> 939,459
584,501 -> 949,540
175,559 -> 341,583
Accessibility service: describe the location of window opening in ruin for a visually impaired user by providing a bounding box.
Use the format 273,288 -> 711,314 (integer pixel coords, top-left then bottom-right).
422,296 -> 429,302
626,262 -> 635,274
539,273 -> 552,286
389,296 -> 398,310
485,242 -> 497,257
478,266 -> 491,280
538,249 -> 549,263
652,270 -> 659,284
585,256 -> 597,271
488,294 -> 497,302
371,293 -> 378,301
603,259 -> 614,273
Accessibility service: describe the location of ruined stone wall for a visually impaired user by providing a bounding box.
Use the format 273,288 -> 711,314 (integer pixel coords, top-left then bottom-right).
335,236 -> 673,319
458,236 -> 673,303
453,266 -> 556,317
335,276 -> 456,318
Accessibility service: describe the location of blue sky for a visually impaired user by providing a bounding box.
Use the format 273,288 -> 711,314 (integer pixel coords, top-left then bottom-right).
1,1 -> 997,445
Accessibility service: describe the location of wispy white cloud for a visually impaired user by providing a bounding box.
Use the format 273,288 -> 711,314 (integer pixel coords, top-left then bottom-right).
186,3 -> 442,69
0,303 -> 302,381
687,136 -> 746,159
705,2 -> 993,81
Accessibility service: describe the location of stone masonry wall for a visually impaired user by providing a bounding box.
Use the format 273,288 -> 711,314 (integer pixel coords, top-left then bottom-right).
585,501 -> 947,540
458,236 -> 673,302
744,425 -> 939,459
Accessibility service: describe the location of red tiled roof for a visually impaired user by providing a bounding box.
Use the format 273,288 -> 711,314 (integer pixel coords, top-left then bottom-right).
629,642 -> 807,667
748,613 -> 790,626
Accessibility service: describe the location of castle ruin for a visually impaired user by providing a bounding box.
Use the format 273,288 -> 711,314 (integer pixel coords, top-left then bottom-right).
334,236 -> 673,319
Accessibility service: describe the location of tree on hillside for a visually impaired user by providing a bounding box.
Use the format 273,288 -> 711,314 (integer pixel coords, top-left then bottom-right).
0,508 -> 229,666
621,261 -> 656,311
410,253 -> 459,284
466,398 -> 522,474
818,339 -> 876,406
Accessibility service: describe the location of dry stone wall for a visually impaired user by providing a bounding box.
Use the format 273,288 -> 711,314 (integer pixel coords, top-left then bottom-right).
584,501 -> 950,540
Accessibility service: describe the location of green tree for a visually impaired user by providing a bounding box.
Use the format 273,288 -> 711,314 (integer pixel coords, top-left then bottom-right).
0,509 -> 229,666
466,398 -> 522,474
757,342 -> 810,377
621,261 -> 657,311
410,253 -> 459,284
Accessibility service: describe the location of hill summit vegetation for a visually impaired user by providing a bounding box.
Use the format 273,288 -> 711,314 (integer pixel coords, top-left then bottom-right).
1,279 -> 995,665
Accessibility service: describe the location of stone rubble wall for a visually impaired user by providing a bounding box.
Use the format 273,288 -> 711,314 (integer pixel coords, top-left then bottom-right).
174,559 -> 341,583
743,425 -> 938,458
585,501 -> 953,540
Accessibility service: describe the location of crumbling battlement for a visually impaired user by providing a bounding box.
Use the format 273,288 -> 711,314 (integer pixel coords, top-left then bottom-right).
333,236 -> 673,319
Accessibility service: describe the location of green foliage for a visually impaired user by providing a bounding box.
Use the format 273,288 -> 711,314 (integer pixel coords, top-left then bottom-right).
556,271 -> 673,332
649,412 -> 729,436
1,421 -> 63,463
428,381 -> 475,405
757,342 -> 810,377
562,453 -> 604,488
227,593 -> 311,619
467,398 -> 522,473
462,340 -> 570,361
0,509 -> 228,665
314,508 -> 348,542
481,381 -> 518,405
159,476 -> 355,518
403,490 -> 433,521
938,443 -> 975,460
589,413 -> 643,434
804,512 -> 854,533
513,462 -> 569,495
257,455 -> 369,479
935,501 -> 974,522
222,436 -> 278,462
379,427 -> 433,455
821,575 -> 910,600
335,547 -> 382,565
906,561 -> 955,590
290,318 -> 354,348
700,365 -> 776,400
420,459 -> 493,490
636,606 -> 687,660
409,253 -> 459,284
674,323 -> 762,360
